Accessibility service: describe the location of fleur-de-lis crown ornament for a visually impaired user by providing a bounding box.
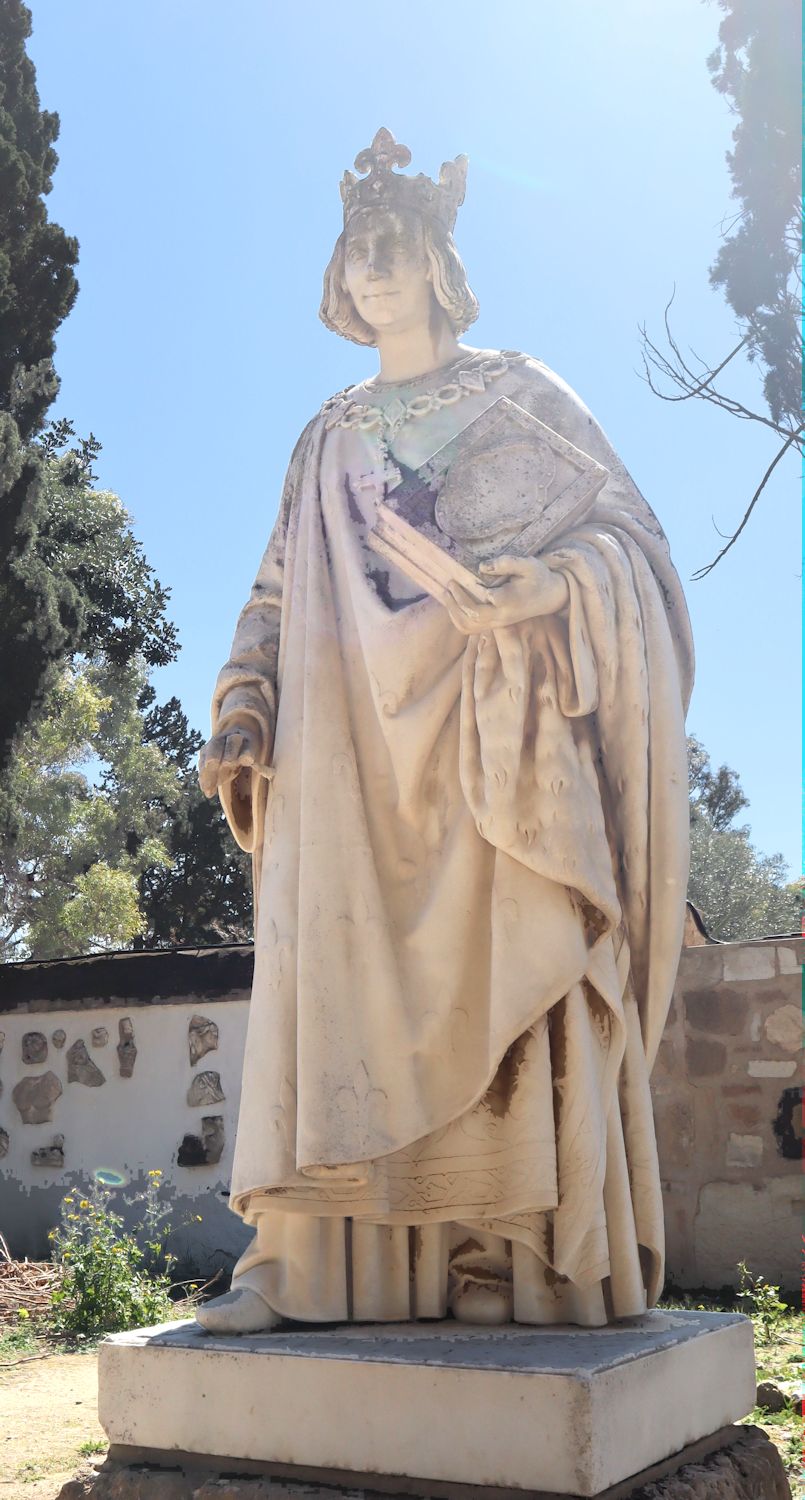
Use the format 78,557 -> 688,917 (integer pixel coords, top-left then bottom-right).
340,128 -> 468,235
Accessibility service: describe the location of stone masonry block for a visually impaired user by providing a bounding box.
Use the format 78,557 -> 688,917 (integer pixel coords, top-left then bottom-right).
763,1004 -> 801,1053
776,943 -> 802,975
677,944 -> 724,985
685,1037 -> 727,1078
685,988 -> 747,1036
722,945 -> 776,983
726,1133 -> 763,1169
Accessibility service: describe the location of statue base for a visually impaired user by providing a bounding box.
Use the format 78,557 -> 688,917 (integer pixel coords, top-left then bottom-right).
88,1310 -> 762,1497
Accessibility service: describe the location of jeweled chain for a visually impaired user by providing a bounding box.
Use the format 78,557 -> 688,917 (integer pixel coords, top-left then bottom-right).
320,350 -> 525,442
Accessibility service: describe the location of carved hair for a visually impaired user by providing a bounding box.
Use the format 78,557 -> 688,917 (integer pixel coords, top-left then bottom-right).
319,219 -> 480,347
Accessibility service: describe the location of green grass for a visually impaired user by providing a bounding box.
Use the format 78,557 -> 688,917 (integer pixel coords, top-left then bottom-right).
76,1438 -> 106,1457
0,1323 -> 41,1362
16,1461 -> 46,1485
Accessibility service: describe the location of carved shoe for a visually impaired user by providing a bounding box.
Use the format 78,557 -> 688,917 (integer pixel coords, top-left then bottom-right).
195,1286 -> 282,1334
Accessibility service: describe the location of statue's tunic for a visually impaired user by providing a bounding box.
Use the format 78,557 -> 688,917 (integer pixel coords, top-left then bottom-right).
212,351 -> 693,1325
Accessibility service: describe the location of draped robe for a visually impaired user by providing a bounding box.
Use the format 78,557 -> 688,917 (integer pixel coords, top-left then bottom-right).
211,350 -> 693,1326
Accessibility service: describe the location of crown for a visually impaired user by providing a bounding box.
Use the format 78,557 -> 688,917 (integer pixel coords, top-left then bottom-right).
340,128 -> 468,235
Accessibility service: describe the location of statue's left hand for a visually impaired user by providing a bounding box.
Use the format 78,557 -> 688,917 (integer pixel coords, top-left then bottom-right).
443,554 -> 569,635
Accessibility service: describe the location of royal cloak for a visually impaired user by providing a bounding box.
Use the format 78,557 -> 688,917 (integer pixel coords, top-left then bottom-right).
210,350 -> 693,1323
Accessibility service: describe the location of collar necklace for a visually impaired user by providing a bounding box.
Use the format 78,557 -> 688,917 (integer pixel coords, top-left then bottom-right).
320,349 -> 525,442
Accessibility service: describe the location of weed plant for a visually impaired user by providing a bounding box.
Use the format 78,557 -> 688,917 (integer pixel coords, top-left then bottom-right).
48,1171 -> 178,1336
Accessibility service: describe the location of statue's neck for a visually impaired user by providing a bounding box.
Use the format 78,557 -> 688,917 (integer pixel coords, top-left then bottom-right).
374,318 -> 462,385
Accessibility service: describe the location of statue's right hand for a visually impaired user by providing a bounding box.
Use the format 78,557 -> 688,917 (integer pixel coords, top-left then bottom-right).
198,727 -> 260,799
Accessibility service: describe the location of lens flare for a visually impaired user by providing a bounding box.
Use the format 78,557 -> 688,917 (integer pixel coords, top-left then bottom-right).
93,1167 -> 128,1187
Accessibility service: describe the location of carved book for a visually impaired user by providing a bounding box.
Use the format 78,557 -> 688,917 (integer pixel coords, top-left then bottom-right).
368,397 -> 608,603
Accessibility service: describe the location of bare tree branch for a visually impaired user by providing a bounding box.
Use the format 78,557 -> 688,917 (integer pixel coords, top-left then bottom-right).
692,426 -> 803,579
638,306 -> 803,450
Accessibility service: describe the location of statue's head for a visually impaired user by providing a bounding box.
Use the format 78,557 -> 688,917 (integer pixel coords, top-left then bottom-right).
320,128 -> 479,347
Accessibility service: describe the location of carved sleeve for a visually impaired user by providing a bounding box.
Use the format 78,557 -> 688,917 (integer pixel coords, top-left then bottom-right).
209,418 -> 317,851
210,418 -> 316,757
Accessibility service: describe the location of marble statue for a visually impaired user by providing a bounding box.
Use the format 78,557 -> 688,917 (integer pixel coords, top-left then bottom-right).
195,129 -> 693,1335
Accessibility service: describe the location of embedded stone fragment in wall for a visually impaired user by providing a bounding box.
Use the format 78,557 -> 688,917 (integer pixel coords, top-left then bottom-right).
52,1029 -> 67,1049
176,1115 -> 225,1167
12,1071 -> 63,1123
189,1014 -> 219,1067
117,1018 -> 137,1078
31,1134 -> 64,1168
202,1115 -> 225,1164
91,1026 -> 109,1048
176,1133 -> 206,1167
187,1070 -> 225,1106
22,1031 -> 48,1064
67,1039 -> 106,1087
0,1128 -> 8,1158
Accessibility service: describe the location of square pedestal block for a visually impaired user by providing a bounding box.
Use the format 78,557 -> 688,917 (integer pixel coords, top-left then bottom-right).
98,1310 -> 755,1498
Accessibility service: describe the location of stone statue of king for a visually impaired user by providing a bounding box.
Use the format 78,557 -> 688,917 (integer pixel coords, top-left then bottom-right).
195,129 -> 694,1335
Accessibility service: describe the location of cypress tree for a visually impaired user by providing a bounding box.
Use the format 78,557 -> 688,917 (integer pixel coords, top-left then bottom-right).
0,0 -> 80,769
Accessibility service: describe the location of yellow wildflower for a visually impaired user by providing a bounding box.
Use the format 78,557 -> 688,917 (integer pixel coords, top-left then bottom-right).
79,1199 -> 90,1209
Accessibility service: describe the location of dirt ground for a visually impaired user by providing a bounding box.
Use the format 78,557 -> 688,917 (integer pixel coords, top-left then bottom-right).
0,1349 -> 106,1500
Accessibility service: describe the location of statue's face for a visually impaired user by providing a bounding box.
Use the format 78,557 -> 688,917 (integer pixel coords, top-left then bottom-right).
343,207 -> 433,335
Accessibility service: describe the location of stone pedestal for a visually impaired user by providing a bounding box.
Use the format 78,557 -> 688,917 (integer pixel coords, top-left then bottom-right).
94,1310 -> 759,1498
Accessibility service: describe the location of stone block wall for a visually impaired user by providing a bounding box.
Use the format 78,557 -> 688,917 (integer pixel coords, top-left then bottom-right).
0,934 -> 801,1289
655,935 -> 802,1292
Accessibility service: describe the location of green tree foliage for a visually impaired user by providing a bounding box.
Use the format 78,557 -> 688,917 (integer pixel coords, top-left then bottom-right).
0,0 -> 81,765
0,658 -> 177,959
687,735 -> 799,939
35,423 -> 178,671
0,427 -> 178,843
641,0 -> 802,574
688,732 -> 749,830
707,0 -> 800,429
0,657 -> 254,959
138,694 -> 252,949
0,431 -> 252,958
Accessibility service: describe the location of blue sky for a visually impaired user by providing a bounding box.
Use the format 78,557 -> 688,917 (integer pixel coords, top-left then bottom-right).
27,0 -> 799,876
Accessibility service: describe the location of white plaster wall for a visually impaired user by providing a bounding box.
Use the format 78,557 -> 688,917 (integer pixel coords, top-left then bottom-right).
0,1001 -> 248,1195
0,999 -> 252,1267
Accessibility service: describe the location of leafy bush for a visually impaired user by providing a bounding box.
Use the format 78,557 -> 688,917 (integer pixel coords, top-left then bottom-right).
48,1171 -> 177,1336
736,1261 -> 791,1346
